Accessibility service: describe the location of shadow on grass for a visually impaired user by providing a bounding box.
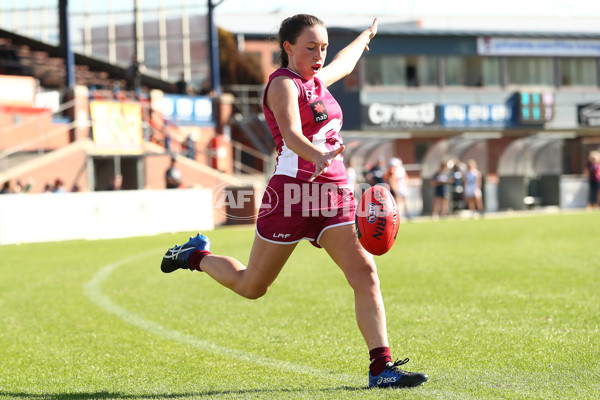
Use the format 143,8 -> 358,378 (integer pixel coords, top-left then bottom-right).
0,386 -> 368,399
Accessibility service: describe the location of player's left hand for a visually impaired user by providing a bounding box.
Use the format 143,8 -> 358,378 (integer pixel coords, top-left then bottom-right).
365,18 -> 378,51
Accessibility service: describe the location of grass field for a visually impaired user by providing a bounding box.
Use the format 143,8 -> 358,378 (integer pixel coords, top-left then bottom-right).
1,211 -> 599,399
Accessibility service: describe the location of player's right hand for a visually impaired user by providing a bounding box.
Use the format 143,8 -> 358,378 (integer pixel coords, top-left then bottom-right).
309,145 -> 345,182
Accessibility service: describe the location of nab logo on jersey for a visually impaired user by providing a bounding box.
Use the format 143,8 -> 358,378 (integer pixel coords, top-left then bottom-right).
310,101 -> 328,123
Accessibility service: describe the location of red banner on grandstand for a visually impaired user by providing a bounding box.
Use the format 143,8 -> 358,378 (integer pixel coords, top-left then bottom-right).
0,75 -> 36,106
90,101 -> 143,153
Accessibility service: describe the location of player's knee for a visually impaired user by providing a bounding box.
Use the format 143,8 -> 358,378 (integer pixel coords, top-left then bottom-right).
346,263 -> 380,294
240,284 -> 270,300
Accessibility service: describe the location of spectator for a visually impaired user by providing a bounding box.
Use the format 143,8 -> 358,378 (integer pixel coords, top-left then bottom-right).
52,178 -> 66,193
175,72 -> 192,95
164,129 -> 172,153
464,159 -> 484,216
198,79 -> 214,96
13,180 -> 23,193
125,55 -> 145,94
112,80 -> 127,101
186,134 -> 196,160
385,157 -> 411,220
365,156 -> 386,186
431,161 -> 449,218
107,174 -> 123,191
449,160 -> 465,214
346,160 -> 357,199
14,179 -> 33,193
1,181 -> 13,194
586,150 -> 600,210
89,85 -> 104,100
165,156 -> 182,189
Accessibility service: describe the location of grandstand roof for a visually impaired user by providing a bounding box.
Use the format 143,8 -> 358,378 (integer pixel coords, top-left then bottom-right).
215,13 -> 600,38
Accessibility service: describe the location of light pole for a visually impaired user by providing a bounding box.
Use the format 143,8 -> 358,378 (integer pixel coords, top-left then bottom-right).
59,0 -> 75,89
208,0 -> 225,96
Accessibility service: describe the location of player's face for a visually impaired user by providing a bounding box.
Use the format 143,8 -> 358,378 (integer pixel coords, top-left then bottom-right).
285,25 -> 328,80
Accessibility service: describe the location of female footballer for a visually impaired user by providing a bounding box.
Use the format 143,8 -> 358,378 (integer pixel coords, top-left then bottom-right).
160,14 -> 428,389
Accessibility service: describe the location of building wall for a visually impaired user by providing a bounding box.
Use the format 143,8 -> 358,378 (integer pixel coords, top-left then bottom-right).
242,39 -> 279,84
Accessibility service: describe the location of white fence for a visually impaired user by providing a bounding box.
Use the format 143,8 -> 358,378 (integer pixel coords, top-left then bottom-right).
560,176 -> 588,209
0,189 -> 214,245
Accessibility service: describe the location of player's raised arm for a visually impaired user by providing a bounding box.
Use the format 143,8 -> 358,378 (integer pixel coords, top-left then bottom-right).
318,18 -> 378,87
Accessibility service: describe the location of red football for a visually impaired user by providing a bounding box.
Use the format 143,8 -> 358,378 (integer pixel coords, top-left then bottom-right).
355,185 -> 399,256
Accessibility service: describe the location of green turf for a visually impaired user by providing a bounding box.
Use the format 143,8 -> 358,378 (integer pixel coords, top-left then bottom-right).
1,212 -> 599,399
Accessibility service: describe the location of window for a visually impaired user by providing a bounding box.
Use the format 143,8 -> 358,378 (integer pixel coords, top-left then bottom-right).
481,57 -> 501,87
445,56 -> 500,87
365,56 -> 404,86
506,57 -> 554,86
144,40 -> 161,70
561,58 -> 597,86
409,55 -> 438,86
364,55 -> 438,87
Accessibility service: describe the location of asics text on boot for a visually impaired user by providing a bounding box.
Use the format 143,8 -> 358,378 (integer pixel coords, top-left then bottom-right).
369,358 -> 428,388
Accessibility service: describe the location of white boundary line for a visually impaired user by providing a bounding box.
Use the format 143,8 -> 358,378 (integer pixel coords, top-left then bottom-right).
83,251 -> 362,385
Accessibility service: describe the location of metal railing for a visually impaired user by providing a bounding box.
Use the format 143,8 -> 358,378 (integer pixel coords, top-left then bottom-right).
223,84 -> 265,118
0,90 -> 273,182
0,98 -> 83,173
231,139 -> 272,177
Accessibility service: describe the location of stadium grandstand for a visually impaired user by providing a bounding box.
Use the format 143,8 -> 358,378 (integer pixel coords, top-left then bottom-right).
1,1 -> 600,244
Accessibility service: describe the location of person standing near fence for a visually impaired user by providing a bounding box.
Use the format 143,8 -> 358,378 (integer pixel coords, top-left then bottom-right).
464,159 -> 484,216
449,160 -> 465,214
587,150 -> 600,210
385,157 -> 411,220
431,161 -> 449,218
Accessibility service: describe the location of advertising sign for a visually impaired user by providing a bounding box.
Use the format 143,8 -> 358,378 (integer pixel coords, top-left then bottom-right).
0,75 -> 36,106
363,103 -> 436,129
578,103 -> 600,127
90,101 -> 143,153
440,104 -> 513,128
477,37 -> 600,57
158,94 -> 213,125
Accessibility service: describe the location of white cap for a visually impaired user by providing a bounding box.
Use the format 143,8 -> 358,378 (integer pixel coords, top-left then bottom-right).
389,157 -> 402,167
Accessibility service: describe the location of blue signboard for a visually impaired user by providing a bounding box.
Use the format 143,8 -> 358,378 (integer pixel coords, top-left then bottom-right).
439,104 -> 513,128
160,94 -> 214,125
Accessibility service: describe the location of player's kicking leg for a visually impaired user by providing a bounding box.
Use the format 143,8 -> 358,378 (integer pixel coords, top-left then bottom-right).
161,232 -> 296,300
319,224 -> 428,388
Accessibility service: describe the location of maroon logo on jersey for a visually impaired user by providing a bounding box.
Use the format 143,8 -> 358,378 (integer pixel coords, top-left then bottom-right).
310,101 -> 328,123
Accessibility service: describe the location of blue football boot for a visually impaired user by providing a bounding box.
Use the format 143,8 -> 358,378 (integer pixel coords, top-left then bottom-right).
369,358 -> 428,388
161,233 -> 211,273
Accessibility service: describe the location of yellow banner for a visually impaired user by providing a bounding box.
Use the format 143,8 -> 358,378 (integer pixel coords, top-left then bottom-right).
90,101 -> 143,153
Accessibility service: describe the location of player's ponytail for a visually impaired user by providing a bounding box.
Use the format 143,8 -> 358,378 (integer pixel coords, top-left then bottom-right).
278,14 -> 325,68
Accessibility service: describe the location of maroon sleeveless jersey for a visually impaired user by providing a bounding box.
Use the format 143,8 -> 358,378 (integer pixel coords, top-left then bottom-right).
263,68 -> 348,186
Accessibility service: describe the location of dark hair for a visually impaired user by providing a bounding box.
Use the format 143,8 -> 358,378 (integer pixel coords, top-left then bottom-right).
278,14 -> 325,68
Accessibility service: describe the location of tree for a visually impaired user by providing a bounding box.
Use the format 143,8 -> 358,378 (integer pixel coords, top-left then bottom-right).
218,28 -> 264,85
